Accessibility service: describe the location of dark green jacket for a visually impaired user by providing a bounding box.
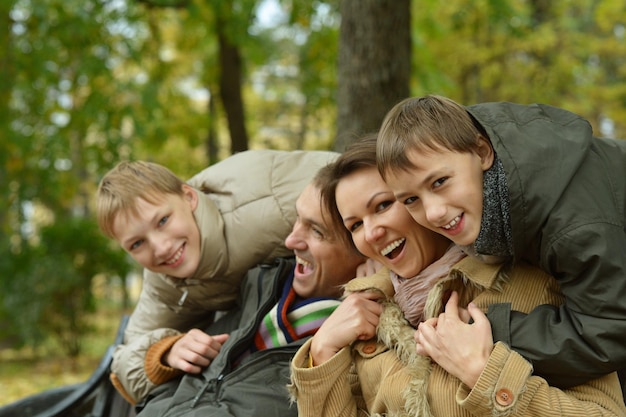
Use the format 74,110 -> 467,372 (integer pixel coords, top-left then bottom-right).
467,102 -> 626,387
135,257 -> 302,417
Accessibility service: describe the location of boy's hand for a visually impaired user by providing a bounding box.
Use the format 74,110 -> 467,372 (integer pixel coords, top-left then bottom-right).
310,292 -> 383,366
165,329 -> 230,373
414,291 -> 493,388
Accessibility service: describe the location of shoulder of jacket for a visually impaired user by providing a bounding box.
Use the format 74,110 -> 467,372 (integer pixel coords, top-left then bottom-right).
467,101 -> 590,131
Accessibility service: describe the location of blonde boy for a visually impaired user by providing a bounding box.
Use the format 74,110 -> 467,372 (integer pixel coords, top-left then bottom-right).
96,149 -> 337,403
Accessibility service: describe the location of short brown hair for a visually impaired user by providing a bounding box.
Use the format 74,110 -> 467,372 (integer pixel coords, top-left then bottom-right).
96,161 -> 185,239
377,95 -> 484,179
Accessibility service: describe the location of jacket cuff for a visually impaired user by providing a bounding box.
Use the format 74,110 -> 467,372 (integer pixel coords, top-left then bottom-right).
486,303 -> 512,346
145,334 -> 185,385
457,341 -> 532,414
110,372 -> 137,405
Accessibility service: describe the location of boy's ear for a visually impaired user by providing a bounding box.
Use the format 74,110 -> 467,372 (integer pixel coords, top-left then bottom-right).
181,184 -> 199,211
476,135 -> 494,170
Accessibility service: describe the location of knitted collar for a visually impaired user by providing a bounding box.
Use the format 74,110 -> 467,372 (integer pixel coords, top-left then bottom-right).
460,156 -> 513,264
253,272 -> 341,351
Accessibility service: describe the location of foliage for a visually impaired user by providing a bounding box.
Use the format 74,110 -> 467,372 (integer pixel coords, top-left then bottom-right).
0,216 -> 132,357
1,0 -> 143,355
1,0 -> 625,359
411,0 -> 626,138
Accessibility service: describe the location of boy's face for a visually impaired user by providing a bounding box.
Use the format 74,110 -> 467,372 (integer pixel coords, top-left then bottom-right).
112,185 -> 201,279
384,141 -> 493,247
285,183 -> 364,299
335,167 -> 450,279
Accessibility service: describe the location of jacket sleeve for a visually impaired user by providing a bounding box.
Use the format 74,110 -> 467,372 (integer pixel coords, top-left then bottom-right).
111,274 -> 216,403
289,339 -> 365,417
495,222 -> 626,387
458,342 -> 626,416
111,327 -> 182,404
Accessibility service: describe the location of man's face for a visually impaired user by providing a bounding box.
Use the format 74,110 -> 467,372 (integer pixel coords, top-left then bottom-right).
285,183 -> 364,299
384,142 -> 493,247
112,185 -> 201,279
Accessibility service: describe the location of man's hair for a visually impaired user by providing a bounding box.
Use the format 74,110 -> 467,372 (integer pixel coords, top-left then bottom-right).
315,133 -> 379,254
96,161 -> 185,239
377,94 -> 485,179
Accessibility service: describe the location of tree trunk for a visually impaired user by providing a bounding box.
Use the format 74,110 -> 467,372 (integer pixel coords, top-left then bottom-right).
217,17 -> 249,154
335,0 -> 411,151
205,86 -> 220,164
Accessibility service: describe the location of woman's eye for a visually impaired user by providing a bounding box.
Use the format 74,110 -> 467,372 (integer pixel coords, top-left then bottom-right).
348,221 -> 362,233
375,200 -> 394,212
158,216 -> 169,226
403,196 -> 418,205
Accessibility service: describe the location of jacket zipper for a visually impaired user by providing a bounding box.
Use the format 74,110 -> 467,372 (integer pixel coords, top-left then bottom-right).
190,258 -> 293,408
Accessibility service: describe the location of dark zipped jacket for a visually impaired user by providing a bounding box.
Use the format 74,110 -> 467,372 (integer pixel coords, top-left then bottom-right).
135,257 -> 302,417
467,102 -> 626,388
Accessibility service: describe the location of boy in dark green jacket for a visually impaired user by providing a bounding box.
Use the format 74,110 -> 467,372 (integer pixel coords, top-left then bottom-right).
377,94 -> 626,388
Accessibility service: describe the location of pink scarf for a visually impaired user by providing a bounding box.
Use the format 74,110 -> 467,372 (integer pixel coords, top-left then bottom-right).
391,245 -> 466,327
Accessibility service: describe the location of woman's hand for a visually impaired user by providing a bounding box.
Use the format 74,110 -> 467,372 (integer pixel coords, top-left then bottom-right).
164,329 -> 230,373
414,291 -> 492,388
310,292 -> 383,366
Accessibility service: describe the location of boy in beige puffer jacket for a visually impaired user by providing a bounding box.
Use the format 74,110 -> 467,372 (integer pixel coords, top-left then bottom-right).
96,149 -> 337,404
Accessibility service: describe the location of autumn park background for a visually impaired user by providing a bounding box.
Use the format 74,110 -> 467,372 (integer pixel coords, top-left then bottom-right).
1,0 -> 625,405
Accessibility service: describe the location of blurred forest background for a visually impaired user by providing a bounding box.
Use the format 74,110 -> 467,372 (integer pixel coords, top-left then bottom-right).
1,0 -> 625,404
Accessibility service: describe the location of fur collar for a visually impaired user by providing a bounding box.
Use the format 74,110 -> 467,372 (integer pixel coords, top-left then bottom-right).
344,257 -> 509,417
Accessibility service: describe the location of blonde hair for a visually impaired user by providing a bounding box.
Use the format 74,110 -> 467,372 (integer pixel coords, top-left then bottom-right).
377,94 -> 486,179
96,161 -> 185,238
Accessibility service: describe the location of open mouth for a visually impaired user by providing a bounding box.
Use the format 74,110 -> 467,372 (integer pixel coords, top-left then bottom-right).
381,238 -> 405,260
165,244 -> 185,266
295,256 -> 313,274
442,215 -> 461,230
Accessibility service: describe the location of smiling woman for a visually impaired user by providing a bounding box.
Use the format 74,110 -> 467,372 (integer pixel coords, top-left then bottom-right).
335,166 -> 449,281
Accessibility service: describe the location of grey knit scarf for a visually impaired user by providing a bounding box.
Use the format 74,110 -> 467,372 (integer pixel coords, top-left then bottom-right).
460,156 -> 513,264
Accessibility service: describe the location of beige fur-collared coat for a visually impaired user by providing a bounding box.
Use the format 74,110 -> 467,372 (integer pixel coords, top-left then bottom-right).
289,257 -> 626,416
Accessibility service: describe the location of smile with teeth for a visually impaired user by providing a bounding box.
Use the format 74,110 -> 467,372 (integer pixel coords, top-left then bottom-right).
442,215 -> 461,230
381,238 -> 405,257
296,256 -> 311,267
296,256 -> 313,274
166,246 -> 184,265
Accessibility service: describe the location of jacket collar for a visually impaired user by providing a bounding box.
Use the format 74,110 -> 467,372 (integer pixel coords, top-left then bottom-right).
448,256 -> 503,290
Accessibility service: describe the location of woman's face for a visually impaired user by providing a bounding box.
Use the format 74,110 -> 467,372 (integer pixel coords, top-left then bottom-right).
335,167 -> 449,278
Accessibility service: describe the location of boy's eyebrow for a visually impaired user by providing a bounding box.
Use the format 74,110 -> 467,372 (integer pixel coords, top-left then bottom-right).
393,190 -> 410,200
119,211 -> 161,247
392,171 -> 439,200
120,230 -> 142,248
